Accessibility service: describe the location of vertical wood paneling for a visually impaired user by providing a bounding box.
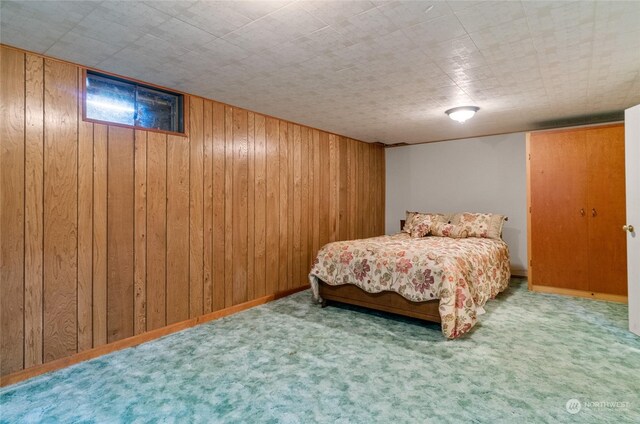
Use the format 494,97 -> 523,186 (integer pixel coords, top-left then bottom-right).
254,114 -> 266,298
24,53 -> 44,368
353,143 -> 365,234
278,122 -> 289,292
319,132 -> 331,248
247,112 -> 255,301
224,106 -> 234,308
212,102 -> 226,311
77,102 -> 94,351
189,97 -> 204,317
107,126 -> 134,343
287,124 -> 294,289
360,142 -> 364,236
0,47 -> 25,375
372,145 -> 380,235
146,132 -> 167,330
92,124 -> 108,346
361,143 -> 368,236
376,147 -> 387,234
300,127 -> 309,284
1,47 -> 386,379
347,140 -> 357,240
354,142 -> 361,237
232,109 -> 248,305
312,130 -> 320,259
364,144 -> 374,237
265,117 -> 280,297
329,134 -> 338,242
166,135 -> 190,324
293,125 -> 302,287
338,137 -> 349,241
203,100 -> 214,314
369,144 -> 375,236
133,130 -> 147,335
375,145 -> 381,233
307,130 -> 314,271
43,58 -> 78,362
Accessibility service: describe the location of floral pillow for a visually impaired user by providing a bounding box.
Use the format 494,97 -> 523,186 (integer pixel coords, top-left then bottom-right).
431,222 -> 469,239
404,211 -> 448,237
449,212 -> 507,240
409,221 -> 432,238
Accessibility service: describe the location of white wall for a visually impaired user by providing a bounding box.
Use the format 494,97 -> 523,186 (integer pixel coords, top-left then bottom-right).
385,132 -> 527,274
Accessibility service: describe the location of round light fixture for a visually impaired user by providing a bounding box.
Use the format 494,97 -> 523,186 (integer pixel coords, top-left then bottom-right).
445,106 -> 480,123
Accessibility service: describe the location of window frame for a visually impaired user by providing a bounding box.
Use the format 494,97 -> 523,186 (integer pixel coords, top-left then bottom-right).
82,69 -> 189,137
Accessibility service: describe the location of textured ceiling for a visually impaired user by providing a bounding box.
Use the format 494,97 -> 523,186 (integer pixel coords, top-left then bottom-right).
2,0 -> 639,144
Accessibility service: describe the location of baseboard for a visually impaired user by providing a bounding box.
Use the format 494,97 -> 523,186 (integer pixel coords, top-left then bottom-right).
510,267 -> 528,278
273,285 -> 308,300
0,285 -> 308,388
530,285 -> 627,304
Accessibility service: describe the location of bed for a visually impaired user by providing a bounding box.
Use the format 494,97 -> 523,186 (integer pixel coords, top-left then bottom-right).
308,212 -> 511,338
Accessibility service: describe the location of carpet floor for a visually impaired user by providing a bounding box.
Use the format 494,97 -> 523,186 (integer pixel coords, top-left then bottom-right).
1,278 -> 638,423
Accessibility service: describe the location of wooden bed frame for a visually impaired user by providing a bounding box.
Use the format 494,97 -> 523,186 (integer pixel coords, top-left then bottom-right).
318,282 -> 441,323
317,219 -> 441,324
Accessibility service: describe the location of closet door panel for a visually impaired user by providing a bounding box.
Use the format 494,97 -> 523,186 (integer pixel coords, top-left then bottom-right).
586,125 -> 627,295
530,130 -> 589,290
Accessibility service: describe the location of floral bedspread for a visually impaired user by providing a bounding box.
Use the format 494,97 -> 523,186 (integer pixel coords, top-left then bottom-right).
308,233 -> 511,338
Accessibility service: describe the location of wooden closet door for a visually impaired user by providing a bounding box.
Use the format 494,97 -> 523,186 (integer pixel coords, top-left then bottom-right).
530,129 -> 589,290
586,124 -> 627,295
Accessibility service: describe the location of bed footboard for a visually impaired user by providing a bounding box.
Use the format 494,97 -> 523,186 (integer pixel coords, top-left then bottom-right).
318,281 -> 441,323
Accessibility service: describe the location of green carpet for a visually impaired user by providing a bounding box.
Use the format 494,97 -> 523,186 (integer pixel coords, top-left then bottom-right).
1,279 -> 638,423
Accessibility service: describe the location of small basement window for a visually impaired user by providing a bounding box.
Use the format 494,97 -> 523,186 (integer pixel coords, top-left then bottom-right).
85,71 -> 184,133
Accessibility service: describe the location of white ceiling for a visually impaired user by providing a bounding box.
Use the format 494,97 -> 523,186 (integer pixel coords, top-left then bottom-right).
2,0 -> 639,144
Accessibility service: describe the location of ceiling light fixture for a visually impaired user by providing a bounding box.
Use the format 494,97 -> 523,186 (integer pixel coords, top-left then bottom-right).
445,106 -> 480,123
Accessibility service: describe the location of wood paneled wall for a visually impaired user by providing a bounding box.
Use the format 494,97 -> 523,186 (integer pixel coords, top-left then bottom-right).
0,46 -> 385,377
